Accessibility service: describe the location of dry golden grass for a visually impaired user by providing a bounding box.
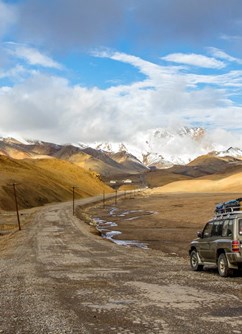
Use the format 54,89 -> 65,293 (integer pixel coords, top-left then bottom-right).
153,171 -> 242,193
145,169 -> 191,188
0,155 -> 113,211
67,152 -> 127,177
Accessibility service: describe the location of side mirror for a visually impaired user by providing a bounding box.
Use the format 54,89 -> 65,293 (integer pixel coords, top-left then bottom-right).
197,231 -> 203,238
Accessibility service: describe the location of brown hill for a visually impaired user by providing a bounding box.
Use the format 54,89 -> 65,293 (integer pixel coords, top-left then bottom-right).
0,138 -> 61,159
55,146 -> 148,177
69,147 -> 130,177
188,154 -> 242,170
109,151 -> 148,173
145,154 -> 242,188
152,170 -> 242,194
0,155 -> 112,211
144,168 -> 192,188
0,139 -> 147,177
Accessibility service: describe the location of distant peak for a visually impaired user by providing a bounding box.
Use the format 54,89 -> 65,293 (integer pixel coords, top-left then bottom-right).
1,137 -> 28,145
216,147 -> 242,158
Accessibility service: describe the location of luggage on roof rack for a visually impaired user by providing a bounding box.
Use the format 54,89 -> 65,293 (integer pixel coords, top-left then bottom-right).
215,198 -> 242,214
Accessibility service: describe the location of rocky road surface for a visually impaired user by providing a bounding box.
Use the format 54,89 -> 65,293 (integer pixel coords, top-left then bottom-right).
1,197 -> 242,334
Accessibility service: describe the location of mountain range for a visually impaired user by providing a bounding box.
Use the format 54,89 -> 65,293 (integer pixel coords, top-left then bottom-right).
1,127 -> 242,177
88,127 -> 242,167
0,137 -> 148,177
1,126 -> 242,210
2,126 -> 241,165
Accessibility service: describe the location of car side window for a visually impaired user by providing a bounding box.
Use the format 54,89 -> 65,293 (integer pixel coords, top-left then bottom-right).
211,221 -> 223,237
239,219 -> 242,235
203,222 -> 213,238
222,219 -> 233,237
222,220 -> 229,237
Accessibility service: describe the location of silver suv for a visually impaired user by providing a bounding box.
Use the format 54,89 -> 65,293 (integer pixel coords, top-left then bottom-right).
189,211 -> 242,277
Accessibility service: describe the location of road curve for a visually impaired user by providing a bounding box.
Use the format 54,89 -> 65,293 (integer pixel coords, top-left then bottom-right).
1,197 -> 242,333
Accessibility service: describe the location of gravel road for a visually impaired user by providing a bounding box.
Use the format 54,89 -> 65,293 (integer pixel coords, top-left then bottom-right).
1,197 -> 242,334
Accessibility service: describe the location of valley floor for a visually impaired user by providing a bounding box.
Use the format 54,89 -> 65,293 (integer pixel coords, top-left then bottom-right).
0,192 -> 242,333
86,191 -> 242,257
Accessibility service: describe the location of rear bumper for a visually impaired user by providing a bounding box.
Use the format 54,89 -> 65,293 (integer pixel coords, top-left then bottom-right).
227,252 -> 242,268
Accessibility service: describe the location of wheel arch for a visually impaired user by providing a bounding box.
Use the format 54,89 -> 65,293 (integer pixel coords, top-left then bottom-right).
216,248 -> 225,262
189,246 -> 197,255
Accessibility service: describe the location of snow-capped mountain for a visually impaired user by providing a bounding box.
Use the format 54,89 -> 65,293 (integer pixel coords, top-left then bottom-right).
89,126 -> 216,167
95,142 -> 128,153
215,147 -> 242,159
1,126 -> 242,170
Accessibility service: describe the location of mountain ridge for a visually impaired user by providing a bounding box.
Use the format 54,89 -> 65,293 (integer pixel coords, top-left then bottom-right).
87,126 -> 220,167
1,131 -> 242,210
1,127 -> 242,173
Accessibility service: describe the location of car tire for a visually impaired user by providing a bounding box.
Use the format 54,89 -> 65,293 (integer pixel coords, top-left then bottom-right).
217,253 -> 233,277
190,250 -> 203,271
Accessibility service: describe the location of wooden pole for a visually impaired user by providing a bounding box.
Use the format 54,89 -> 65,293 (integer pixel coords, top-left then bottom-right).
13,183 -> 21,230
72,186 -> 75,216
103,190 -> 105,208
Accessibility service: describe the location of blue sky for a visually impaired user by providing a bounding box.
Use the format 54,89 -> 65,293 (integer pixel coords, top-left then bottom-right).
1,0 -> 242,146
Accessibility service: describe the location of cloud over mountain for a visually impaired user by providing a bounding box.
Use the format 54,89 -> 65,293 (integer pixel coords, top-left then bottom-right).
0,49 -> 242,145
0,1 -> 242,148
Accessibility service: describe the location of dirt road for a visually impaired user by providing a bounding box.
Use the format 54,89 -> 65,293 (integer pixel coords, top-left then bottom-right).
1,195 -> 242,334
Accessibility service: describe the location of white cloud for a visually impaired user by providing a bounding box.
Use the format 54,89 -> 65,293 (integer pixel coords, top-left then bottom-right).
0,72 -> 174,142
95,50 -> 242,91
5,43 -> 62,69
0,50 -> 241,147
206,128 -> 242,151
94,50 -> 162,79
0,65 -> 28,81
93,50 -> 187,89
207,47 -> 242,64
1,1 -> 242,151
161,53 -> 225,69
0,74 -> 238,144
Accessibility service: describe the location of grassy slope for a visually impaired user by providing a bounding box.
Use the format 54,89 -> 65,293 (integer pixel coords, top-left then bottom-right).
146,154 -> 242,190
145,169 -> 192,188
152,170 -> 242,193
0,155 -> 112,211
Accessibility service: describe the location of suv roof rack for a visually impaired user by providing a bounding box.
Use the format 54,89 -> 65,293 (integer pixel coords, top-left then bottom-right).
214,209 -> 242,219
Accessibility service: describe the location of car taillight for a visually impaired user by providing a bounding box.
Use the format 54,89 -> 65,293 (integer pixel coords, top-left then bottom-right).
232,240 -> 240,252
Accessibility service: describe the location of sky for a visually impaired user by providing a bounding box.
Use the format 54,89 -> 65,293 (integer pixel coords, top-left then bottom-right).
1,0 -> 242,147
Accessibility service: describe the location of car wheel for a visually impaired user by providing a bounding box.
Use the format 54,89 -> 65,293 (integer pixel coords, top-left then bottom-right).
217,253 -> 233,277
190,250 -> 203,271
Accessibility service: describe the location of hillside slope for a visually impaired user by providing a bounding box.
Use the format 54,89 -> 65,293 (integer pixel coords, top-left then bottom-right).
109,151 -> 148,173
0,155 -> 112,211
152,170 -> 242,193
0,138 -> 147,177
145,154 -> 242,188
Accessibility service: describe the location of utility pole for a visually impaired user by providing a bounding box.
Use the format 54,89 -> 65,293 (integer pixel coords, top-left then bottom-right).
10,183 -> 21,230
72,186 -> 75,216
72,186 -> 80,216
103,190 -> 105,208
